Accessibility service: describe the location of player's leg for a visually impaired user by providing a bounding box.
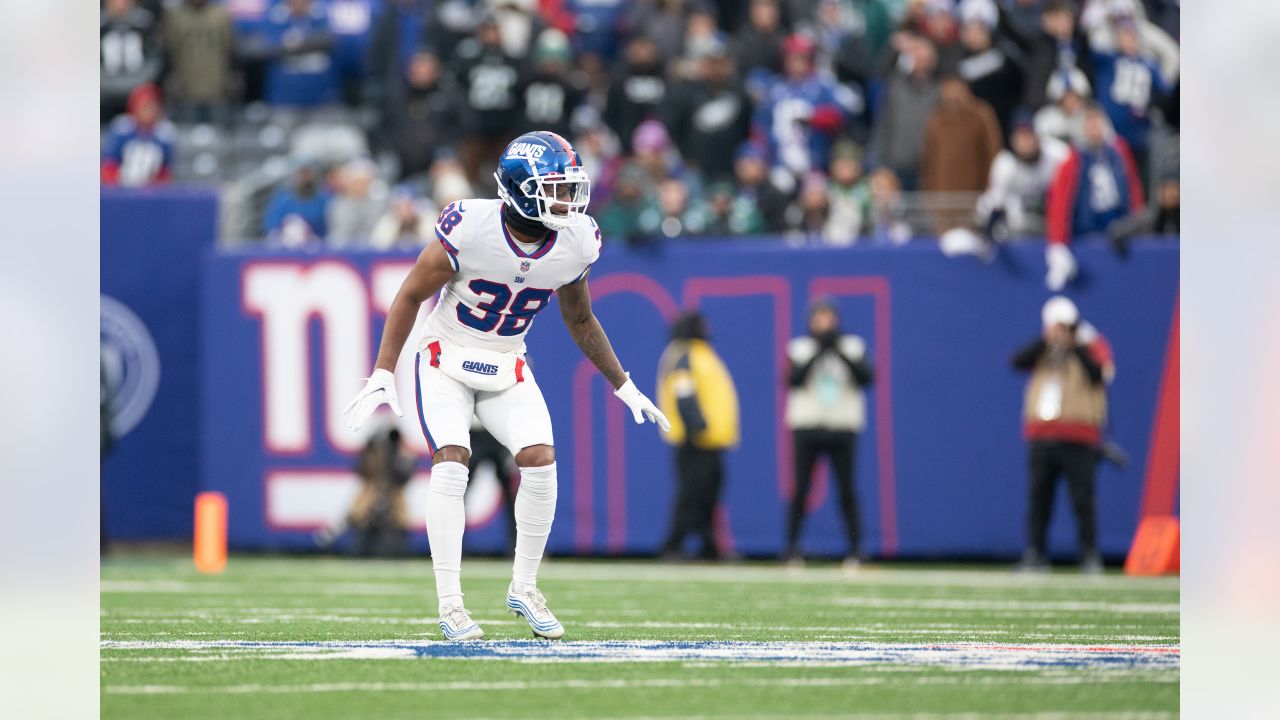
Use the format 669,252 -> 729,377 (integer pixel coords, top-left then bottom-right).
1062,443 -> 1102,573
787,429 -> 821,561
1021,441 -> 1058,571
415,359 -> 482,639
829,430 -> 861,562
663,444 -> 698,556
694,448 -> 724,560
475,375 -> 564,638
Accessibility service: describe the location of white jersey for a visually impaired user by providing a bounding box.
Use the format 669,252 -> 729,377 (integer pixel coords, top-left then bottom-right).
422,198 -> 601,354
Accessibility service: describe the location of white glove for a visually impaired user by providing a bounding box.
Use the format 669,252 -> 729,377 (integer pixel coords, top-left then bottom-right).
1045,243 -> 1077,291
613,373 -> 671,432
342,368 -> 403,431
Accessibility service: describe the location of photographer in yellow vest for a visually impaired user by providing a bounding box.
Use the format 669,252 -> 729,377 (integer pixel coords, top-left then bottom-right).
657,311 -> 740,561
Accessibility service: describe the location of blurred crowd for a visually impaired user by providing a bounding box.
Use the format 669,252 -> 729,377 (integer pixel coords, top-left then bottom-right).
101,0 -> 1179,267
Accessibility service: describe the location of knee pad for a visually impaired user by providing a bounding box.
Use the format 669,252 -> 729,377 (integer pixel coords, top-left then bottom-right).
428,461 -> 469,498
519,463 -> 557,503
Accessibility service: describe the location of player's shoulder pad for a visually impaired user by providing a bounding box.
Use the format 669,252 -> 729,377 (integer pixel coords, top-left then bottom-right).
561,215 -> 602,266
838,335 -> 867,360
788,336 -> 819,363
432,198 -> 494,268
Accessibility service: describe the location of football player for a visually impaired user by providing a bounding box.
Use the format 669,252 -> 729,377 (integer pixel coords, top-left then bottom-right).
344,131 -> 669,640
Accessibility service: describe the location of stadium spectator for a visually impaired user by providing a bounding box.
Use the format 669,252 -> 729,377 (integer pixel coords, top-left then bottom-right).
1023,0 -> 1095,110
640,178 -> 712,240
798,0 -> 892,95
163,0 -> 235,125
785,299 -> 873,567
101,0 -> 164,123
921,74 -> 1004,230
327,0 -> 381,105
596,162 -> 656,245
263,164 -> 331,246
237,0 -> 341,108
662,35 -> 753,184
703,180 -> 765,235
560,0 -> 629,60
732,0 -> 786,77
426,153 -> 475,207
365,0 -> 434,117
1089,15 -> 1169,181
605,35 -> 668,154
1011,296 -> 1114,574
631,120 -> 685,187
1034,67 -> 1091,144
976,109 -> 1071,239
518,29 -> 586,139
730,142 -> 794,232
954,9 -> 1025,136
456,14 -> 524,191
370,185 -> 439,249
899,0 -> 963,67
101,84 -> 175,188
489,0 -> 546,59
867,34 -> 939,190
629,0 -> 693,64
866,167 -> 913,245
657,311 -> 740,561
1106,165 -> 1178,253
823,140 -> 872,245
1080,0 -> 1179,84
384,50 -> 468,181
754,34 -> 857,181
1044,103 -> 1144,290
572,110 -> 625,210
783,171 -> 831,244
679,2 -> 723,70
327,158 -> 388,247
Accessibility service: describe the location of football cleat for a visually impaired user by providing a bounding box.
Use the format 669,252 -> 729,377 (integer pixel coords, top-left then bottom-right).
438,605 -> 484,641
506,584 -> 565,639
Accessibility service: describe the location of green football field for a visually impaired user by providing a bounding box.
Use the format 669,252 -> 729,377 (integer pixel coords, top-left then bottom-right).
100,555 -> 1179,719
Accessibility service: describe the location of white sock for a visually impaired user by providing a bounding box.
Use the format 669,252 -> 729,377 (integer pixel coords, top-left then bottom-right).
426,461 -> 469,614
512,463 -> 557,591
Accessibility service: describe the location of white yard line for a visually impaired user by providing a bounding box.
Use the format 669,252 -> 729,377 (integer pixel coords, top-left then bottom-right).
101,560 -> 1180,593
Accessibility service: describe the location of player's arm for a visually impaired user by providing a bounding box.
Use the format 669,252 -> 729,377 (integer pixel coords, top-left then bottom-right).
557,271 -> 627,389
558,272 -> 670,431
374,241 -> 456,371
343,241 -> 455,430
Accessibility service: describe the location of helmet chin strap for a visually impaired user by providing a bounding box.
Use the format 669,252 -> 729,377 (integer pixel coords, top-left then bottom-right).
502,203 -> 552,242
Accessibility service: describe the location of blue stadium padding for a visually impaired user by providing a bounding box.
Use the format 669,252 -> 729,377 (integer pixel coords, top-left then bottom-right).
101,188 -> 218,539
198,238 -> 1177,560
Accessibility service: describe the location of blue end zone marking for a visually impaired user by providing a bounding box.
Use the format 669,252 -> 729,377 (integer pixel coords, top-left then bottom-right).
135,640 -> 1179,669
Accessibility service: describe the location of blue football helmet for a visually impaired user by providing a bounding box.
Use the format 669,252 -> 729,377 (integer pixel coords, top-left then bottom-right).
494,131 -> 591,231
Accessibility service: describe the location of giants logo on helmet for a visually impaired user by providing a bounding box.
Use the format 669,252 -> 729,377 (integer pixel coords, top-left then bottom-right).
505,142 -> 546,161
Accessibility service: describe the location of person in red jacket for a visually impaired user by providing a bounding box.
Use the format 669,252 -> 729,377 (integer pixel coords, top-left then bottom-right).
1042,104 -> 1144,290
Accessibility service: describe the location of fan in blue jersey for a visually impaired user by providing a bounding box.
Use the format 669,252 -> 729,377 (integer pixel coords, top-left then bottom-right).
344,131 -> 669,641
752,34 -> 860,181
239,0 -> 340,107
1090,16 -> 1169,174
101,84 -> 175,187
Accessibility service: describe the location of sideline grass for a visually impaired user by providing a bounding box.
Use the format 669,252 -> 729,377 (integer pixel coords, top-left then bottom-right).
101,556 -> 1178,719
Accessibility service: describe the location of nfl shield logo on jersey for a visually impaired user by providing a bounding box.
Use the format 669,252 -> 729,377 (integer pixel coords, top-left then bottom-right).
520,260 -> 532,273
